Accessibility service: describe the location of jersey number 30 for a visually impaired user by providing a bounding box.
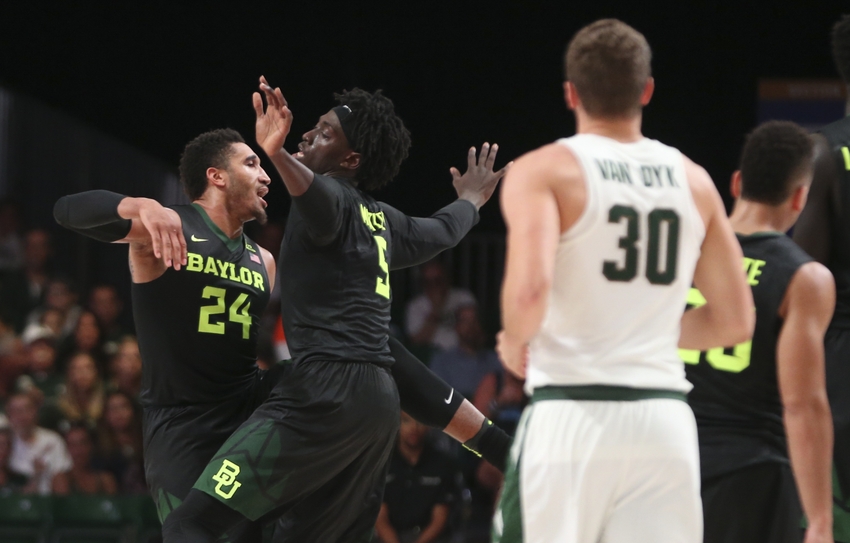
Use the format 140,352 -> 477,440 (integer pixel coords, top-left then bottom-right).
198,286 -> 252,339
603,205 -> 680,285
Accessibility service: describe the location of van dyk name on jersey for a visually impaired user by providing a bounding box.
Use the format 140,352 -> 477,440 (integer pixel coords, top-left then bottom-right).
595,158 -> 680,188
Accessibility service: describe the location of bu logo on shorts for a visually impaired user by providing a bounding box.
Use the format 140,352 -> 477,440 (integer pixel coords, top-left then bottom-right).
212,459 -> 242,499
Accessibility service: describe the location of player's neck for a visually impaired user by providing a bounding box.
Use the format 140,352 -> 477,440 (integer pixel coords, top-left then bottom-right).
576,113 -> 643,143
398,442 -> 423,466
193,200 -> 244,239
729,200 -> 793,235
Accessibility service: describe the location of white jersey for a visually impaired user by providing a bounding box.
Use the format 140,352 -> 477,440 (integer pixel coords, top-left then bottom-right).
527,134 -> 705,394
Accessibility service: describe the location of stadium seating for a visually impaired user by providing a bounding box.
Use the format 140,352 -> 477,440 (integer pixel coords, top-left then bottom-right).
0,495 -> 161,543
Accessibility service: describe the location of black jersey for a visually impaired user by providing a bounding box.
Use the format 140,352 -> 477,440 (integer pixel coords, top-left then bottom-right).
278,174 -> 477,366
817,116 -> 850,327
133,204 -> 270,407
684,232 -> 812,479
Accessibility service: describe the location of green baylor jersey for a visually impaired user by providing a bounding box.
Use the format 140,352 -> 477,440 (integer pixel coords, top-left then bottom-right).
684,232 -> 811,478
133,204 -> 270,407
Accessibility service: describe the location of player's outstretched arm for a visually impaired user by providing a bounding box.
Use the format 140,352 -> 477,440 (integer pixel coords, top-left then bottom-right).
679,159 -> 754,350
53,190 -> 187,273
253,76 -> 314,197
388,337 -> 511,471
498,144 -> 578,378
254,76 -> 343,246
777,261 -> 835,543
793,135 -> 840,265
378,146 -> 509,270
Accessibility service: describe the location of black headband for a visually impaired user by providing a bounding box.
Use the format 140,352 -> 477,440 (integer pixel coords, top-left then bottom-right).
332,105 -> 358,150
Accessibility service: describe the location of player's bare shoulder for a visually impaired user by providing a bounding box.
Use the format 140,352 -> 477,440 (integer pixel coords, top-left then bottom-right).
682,154 -> 722,229
501,143 -> 585,233
783,260 -> 836,320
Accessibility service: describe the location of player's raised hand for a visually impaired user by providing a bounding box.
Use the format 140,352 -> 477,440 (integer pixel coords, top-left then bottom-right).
137,201 -> 186,270
497,330 -> 528,379
254,75 -> 293,157
451,143 -> 512,210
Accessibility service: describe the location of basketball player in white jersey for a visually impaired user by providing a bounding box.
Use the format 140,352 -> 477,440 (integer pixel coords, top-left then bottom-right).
493,19 -> 755,543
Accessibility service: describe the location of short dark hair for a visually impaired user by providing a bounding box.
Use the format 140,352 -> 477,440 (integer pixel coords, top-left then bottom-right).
565,19 -> 652,118
334,89 -> 411,191
739,121 -> 814,205
832,14 -> 850,83
178,129 -> 245,201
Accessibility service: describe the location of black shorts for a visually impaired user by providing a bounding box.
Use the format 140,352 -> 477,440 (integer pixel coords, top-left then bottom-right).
193,359 -> 400,542
702,462 -> 802,543
143,365 -> 286,522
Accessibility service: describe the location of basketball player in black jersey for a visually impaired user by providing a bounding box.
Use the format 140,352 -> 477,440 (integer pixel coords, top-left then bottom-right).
55,129 -> 280,541
161,79 -> 508,543
684,121 -> 834,543
793,15 -> 850,541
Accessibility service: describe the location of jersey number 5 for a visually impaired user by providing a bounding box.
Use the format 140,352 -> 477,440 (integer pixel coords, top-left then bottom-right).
198,286 -> 252,339
602,205 -> 680,285
374,235 -> 390,299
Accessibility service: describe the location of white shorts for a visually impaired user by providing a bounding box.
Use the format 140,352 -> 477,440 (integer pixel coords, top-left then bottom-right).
493,397 -> 702,543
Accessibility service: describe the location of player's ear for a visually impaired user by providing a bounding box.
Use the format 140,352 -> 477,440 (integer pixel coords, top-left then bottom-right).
639,77 -> 654,107
790,184 -> 809,212
729,171 -> 742,199
564,81 -> 579,111
206,167 -> 227,189
341,151 -> 361,172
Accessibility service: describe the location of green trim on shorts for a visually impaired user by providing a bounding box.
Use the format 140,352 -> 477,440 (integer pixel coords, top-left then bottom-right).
833,466 -> 850,542
492,406 -> 530,543
194,419 -> 287,521
154,488 -> 183,523
532,384 -> 687,403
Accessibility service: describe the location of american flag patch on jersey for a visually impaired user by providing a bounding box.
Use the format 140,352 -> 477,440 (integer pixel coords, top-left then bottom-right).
250,253 -> 261,264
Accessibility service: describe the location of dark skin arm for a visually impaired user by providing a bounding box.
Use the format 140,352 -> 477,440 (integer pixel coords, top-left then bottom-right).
793,134 -> 840,264
253,76 -> 315,197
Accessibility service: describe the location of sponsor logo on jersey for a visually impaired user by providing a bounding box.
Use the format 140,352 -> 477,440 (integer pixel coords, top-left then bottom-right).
212,459 -> 242,499
191,234 -> 208,242
245,243 -> 257,252
185,252 -> 265,292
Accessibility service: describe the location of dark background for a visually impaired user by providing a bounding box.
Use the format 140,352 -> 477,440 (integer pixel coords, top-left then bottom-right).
1,2 -> 848,229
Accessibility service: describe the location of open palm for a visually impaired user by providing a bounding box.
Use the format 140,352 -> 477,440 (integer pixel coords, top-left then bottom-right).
253,75 -> 293,157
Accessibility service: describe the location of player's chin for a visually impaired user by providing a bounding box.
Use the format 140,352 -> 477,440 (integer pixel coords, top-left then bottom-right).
252,208 -> 268,225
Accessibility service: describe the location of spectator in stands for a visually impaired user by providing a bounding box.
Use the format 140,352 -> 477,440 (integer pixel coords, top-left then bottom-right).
106,336 -> 141,400
6,392 -> 71,495
0,315 -> 27,402
96,391 -> 145,493
0,426 -> 31,495
39,308 -> 64,338
0,199 -> 23,273
405,260 -> 476,352
57,310 -> 107,373
375,412 -> 460,543
0,229 -> 54,333
52,424 -> 116,495
15,326 -> 63,404
54,352 -> 104,431
429,305 -> 501,400
87,284 -> 128,349
24,277 -> 81,344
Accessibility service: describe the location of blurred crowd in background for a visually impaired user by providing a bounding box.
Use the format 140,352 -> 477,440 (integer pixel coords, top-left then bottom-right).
0,200 -> 515,542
